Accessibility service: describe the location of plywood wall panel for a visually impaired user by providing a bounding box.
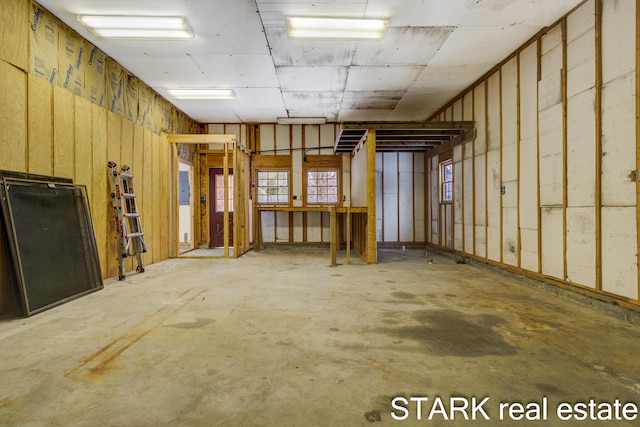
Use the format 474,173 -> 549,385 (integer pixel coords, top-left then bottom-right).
91,104 -> 108,278
27,74 -> 52,175
567,88 -> 596,207
1,0 -> 29,71
159,137 -> 170,260
74,96 -> 92,188
152,134 -> 162,262
601,74 -> 636,206
566,206 -> 596,288
453,159 -> 463,250
106,112 -> 122,277
541,207 -> 564,278
53,86 -> 74,179
0,62 -> 26,168
141,129 -> 153,266
601,0 -> 635,85
121,119 -> 134,165
601,207 -> 638,299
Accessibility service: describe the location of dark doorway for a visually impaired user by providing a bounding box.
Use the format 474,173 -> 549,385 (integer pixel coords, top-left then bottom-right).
209,168 -> 233,248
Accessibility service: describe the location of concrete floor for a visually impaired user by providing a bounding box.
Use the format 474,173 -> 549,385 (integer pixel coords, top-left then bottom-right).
1,248 -> 639,426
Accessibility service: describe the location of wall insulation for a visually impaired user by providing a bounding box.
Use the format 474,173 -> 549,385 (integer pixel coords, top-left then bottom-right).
0,0 -> 199,314
426,0 -> 640,304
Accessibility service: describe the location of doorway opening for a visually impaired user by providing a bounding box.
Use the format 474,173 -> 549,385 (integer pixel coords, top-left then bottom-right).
209,168 -> 234,249
178,161 -> 195,254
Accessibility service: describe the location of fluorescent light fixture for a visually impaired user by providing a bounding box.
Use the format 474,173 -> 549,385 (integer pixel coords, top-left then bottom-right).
167,89 -> 236,100
277,117 -> 326,125
78,15 -> 193,39
287,17 -> 389,40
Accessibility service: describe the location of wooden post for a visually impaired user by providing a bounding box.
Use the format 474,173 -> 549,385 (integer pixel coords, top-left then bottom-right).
366,129 -> 377,263
223,141 -> 229,257
171,143 -> 179,257
330,206 -> 337,266
346,208 -> 351,264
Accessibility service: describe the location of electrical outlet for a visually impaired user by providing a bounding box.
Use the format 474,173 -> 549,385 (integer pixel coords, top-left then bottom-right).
500,186 -> 506,195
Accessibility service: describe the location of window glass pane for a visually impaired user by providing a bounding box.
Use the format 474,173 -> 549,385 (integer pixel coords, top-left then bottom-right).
257,170 -> 289,204
306,169 -> 339,204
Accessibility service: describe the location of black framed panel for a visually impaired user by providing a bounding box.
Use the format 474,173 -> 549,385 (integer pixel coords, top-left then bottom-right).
0,178 -> 103,316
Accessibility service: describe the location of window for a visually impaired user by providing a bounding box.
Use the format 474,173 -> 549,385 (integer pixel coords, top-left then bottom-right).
257,170 -> 289,204
306,170 -> 339,204
440,160 -> 453,202
215,174 -> 233,212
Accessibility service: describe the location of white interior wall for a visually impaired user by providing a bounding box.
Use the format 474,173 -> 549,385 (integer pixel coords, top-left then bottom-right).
474,82 -> 487,258
566,0 -> 596,288
425,0 -> 640,304
600,0 -> 637,299
351,144 -> 368,207
538,23 -> 564,279
486,72 -> 501,262
519,42 -> 539,272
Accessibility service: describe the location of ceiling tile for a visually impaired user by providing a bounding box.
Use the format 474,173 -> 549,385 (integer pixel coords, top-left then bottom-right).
341,91 -> 405,109
265,27 -> 356,66
193,55 -> 279,87
352,26 -> 454,66
276,66 -> 348,92
345,66 -> 424,92
282,92 -> 343,110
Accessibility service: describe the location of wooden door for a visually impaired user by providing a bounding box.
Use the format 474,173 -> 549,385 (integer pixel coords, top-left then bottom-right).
209,168 -> 233,248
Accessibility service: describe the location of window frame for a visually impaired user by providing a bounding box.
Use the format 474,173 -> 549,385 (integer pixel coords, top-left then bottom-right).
440,159 -> 453,203
304,168 -> 341,206
255,168 -> 291,205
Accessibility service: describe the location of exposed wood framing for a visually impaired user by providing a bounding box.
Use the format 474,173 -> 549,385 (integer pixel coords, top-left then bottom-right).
595,0 -> 603,290
636,0 -> 640,298
561,17 -> 569,281
366,129 -> 377,263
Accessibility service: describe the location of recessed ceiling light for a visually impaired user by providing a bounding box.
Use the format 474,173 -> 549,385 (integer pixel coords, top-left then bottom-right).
77,15 -> 193,39
286,17 -> 389,40
167,89 -> 236,100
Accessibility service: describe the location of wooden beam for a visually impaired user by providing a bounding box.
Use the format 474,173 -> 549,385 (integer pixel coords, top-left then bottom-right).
167,134 -> 236,143
223,141 -> 229,257
366,129 -> 377,263
330,207 -> 337,266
